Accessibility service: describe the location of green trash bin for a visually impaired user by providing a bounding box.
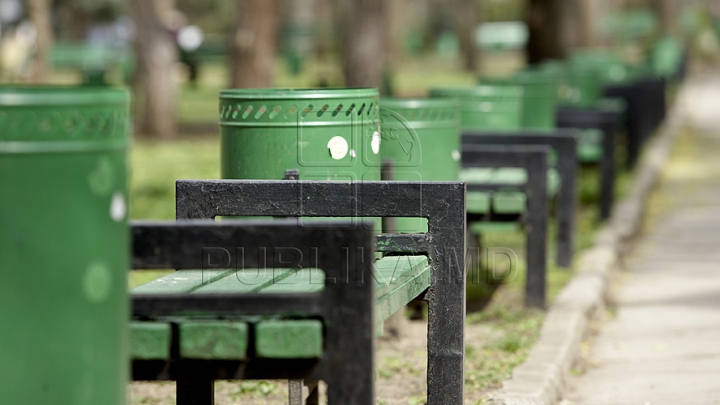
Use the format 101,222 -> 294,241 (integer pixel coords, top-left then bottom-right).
379,97 -> 461,232
220,88 -> 381,228
480,71 -> 558,130
429,85 -> 523,131
0,86 -> 130,405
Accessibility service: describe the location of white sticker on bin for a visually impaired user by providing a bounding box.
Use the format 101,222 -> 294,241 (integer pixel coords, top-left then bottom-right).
371,131 -> 381,155
328,136 -> 349,160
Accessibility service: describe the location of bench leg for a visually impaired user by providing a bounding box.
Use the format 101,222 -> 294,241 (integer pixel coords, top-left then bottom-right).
177,377 -> 214,405
599,120 -> 616,221
288,379 -> 319,405
525,156 -> 548,309
555,141 -> 577,268
305,380 -> 319,405
289,380 -> 303,405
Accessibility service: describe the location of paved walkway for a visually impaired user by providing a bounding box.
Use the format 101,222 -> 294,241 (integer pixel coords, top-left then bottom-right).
562,73 -> 720,405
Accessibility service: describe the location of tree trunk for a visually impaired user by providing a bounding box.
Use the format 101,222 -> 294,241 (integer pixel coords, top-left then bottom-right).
525,0 -> 580,64
27,0 -> 53,83
130,0 -> 178,139
653,0 -> 677,36
230,0 -> 280,88
453,0 -> 479,72
342,0 -> 387,89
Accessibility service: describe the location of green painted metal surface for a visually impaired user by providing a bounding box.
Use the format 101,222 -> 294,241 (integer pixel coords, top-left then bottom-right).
220,88 -> 381,182
180,321 -> 249,360
379,97 -> 461,232
513,70 -> 558,130
255,320 -> 324,359
429,85 -> 523,131
220,88 -> 382,230
0,86 -> 130,405
130,323 -> 171,360
479,71 -> 557,130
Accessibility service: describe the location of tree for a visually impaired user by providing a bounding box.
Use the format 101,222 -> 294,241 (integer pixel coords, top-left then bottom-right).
453,0 -> 479,72
653,0 -> 677,36
230,0 -> 280,88
525,0 -> 598,64
130,0 -> 178,139
27,0 -> 53,83
341,0 -> 386,88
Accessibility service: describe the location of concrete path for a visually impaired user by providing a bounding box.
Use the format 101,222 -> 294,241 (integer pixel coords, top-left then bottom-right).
561,73 -> 720,405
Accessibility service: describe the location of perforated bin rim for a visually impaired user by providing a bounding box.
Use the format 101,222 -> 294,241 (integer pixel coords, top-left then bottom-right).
430,85 -> 523,98
219,87 -> 378,100
0,86 -> 129,106
380,97 -> 460,110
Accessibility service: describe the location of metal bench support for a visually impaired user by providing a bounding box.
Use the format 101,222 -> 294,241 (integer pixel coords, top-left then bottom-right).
557,108 -> 618,220
174,180 -> 467,405
462,130 -> 578,267
461,146 -> 549,309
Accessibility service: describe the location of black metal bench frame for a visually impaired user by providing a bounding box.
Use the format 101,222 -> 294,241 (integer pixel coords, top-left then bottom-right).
131,220 -> 376,405
461,146 -> 549,309
603,76 -> 666,169
132,180 -> 467,405
461,129 -> 579,268
556,107 -> 618,220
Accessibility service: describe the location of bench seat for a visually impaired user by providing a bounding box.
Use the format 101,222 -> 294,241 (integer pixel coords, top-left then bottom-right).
130,255 -> 430,361
459,167 -> 561,215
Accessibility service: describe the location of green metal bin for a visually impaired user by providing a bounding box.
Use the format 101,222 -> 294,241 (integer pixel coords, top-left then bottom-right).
220,88 -> 381,181
220,88 -> 381,228
0,86 -> 130,405
429,85 -> 523,131
379,97 -> 461,232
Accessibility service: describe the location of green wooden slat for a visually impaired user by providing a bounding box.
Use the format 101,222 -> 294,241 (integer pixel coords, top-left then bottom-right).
373,256 -> 429,299
467,191 -> 491,214
578,128 -> 603,163
179,321 -> 248,360
256,269 -> 325,293
459,168 -> 494,183
492,191 -> 527,214
131,269 -> 235,294
470,221 -> 521,233
374,256 -> 431,334
191,268 -> 297,293
255,320 -> 323,359
578,143 -> 603,163
130,322 -> 171,360
491,167 -> 527,184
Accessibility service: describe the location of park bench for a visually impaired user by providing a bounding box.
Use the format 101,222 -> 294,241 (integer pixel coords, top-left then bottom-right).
130,180 -> 466,405
460,146 -> 550,309
461,129 -> 579,268
51,42 -> 133,85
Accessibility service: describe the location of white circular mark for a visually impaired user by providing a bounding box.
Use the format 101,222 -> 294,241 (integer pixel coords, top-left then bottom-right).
110,192 -> 126,222
452,150 -> 460,161
349,149 -> 356,158
327,136 -> 349,160
371,131 -> 381,155
82,261 -> 112,303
